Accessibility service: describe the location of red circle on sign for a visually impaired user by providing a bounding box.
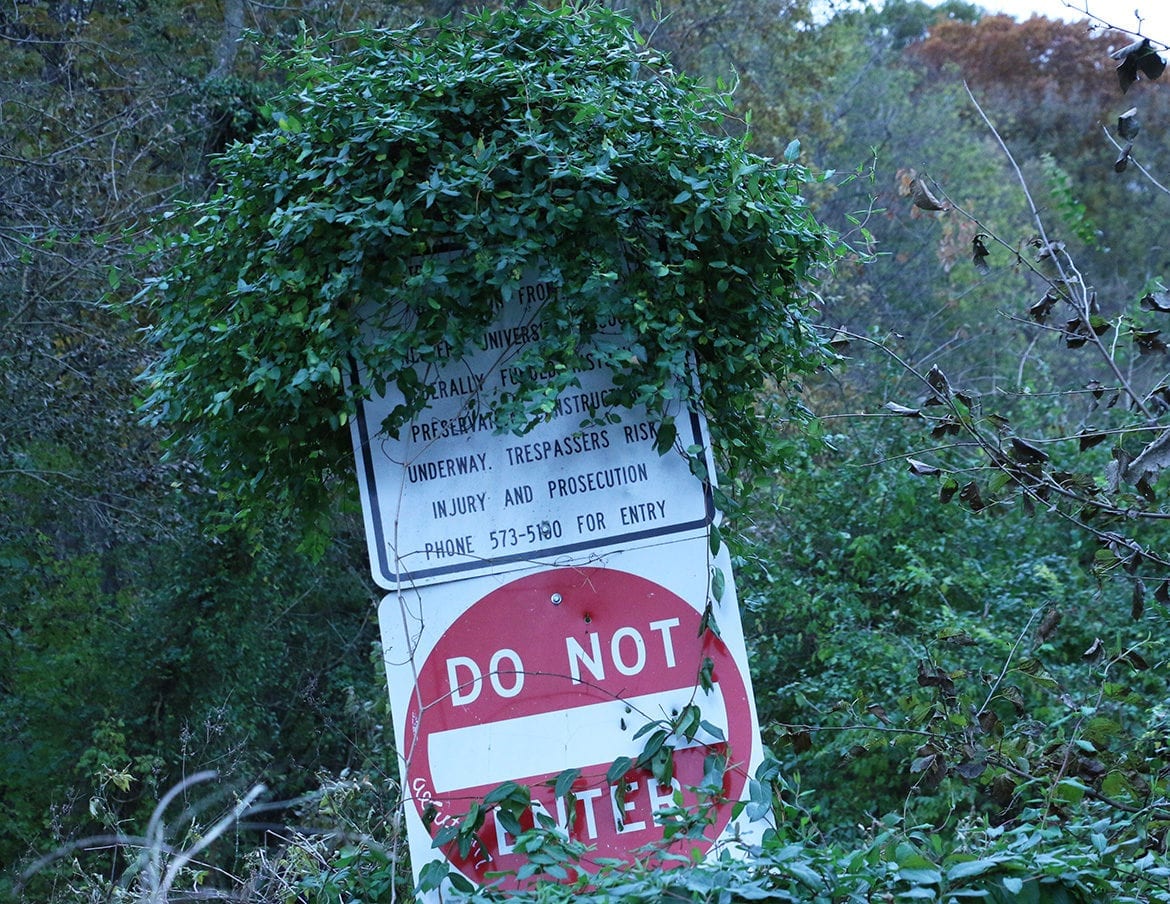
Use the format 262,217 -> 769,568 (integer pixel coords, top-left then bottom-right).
402,567 -> 754,886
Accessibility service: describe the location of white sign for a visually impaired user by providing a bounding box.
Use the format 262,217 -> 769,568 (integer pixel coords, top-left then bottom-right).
380,542 -> 766,894
349,272 -> 714,588
346,263 -> 765,895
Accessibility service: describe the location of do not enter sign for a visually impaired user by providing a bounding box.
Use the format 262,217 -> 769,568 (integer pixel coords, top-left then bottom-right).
394,565 -> 759,887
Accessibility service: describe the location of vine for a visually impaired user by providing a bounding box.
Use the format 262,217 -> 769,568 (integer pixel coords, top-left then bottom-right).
132,3 -> 838,541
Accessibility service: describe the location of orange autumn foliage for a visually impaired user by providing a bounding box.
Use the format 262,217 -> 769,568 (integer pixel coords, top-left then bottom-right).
909,15 -> 1117,97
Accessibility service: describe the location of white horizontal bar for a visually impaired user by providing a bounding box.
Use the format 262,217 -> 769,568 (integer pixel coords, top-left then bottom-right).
427,684 -> 727,793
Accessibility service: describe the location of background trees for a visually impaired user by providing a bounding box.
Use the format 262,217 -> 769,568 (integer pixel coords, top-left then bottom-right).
752,0 -> 1170,856
0,0 -> 402,883
4,0 -> 1169,901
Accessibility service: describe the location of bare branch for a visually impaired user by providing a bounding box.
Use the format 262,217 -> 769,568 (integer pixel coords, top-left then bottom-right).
963,82 -> 1155,420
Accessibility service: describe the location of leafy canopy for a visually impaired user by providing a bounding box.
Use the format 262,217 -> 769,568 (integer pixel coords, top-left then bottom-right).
135,3 -> 837,530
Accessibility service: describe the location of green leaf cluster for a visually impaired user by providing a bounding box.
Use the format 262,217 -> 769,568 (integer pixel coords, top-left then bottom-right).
737,396 -> 1169,834
134,3 -> 837,532
382,798 -> 1170,903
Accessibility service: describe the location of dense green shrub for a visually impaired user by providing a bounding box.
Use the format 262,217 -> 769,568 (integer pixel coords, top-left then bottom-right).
20,754 -> 1167,902
2,507 -> 387,896
739,398 -> 1167,840
133,3 -> 839,540
439,806 -> 1170,903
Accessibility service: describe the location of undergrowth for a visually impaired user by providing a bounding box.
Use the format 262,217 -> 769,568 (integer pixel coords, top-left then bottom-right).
12,757 -> 1170,903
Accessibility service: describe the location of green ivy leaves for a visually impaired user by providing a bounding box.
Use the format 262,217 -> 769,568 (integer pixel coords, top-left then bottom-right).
134,4 -> 836,537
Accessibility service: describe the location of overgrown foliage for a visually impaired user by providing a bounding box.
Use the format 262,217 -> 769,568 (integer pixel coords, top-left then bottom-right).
856,18 -> 1170,588
20,757 -> 1170,902
742,415 -> 1168,840
8,0 -> 1170,901
737,3 -> 1170,897
135,3 -> 838,540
